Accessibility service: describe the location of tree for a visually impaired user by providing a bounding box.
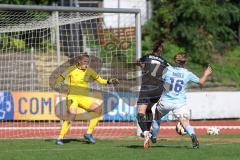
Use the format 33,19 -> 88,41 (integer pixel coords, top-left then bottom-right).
143,0 -> 240,65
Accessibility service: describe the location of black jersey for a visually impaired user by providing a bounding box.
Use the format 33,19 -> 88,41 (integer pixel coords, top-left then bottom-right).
138,53 -> 169,100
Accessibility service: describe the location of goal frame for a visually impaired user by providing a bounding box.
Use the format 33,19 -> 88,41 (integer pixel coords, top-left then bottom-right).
0,4 -> 142,138
0,4 -> 142,63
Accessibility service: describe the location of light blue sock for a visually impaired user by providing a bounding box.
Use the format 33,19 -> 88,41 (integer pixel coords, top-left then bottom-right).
185,125 -> 195,136
151,120 -> 161,138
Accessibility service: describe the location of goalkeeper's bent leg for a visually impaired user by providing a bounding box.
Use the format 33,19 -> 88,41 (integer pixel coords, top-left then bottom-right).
86,112 -> 99,134
58,109 -> 76,140
86,103 -> 102,134
58,120 -> 71,139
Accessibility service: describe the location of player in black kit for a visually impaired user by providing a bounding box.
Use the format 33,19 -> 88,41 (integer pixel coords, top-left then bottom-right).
136,39 -> 169,149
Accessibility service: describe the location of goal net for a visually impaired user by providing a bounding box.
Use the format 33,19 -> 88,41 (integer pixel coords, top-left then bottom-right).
0,5 -> 141,139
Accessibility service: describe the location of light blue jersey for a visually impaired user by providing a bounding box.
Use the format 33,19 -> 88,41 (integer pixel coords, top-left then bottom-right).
161,66 -> 199,104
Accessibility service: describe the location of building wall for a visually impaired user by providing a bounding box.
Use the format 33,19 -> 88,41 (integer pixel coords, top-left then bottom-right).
61,0 -> 151,28
103,0 -> 148,28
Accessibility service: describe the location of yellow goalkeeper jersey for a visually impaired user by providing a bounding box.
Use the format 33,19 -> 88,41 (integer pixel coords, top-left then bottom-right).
55,65 -> 107,96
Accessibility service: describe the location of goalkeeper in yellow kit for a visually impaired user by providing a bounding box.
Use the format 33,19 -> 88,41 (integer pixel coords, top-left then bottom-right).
55,53 -> 119,145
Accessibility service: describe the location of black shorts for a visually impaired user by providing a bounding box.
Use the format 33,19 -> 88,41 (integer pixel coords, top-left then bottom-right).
137,83 -> 163,105
137,96 -> 160,105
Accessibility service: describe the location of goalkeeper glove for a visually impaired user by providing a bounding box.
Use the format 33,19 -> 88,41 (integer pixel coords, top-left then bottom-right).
54,83 -> 62,91
107,78 -> 120,85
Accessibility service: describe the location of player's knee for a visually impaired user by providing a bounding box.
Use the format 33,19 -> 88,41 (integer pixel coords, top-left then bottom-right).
67,113 -> 76,121
66,109 -> 76,120
179,116 -> 190,128
89,103 -> 102,114
95,106 -> 102,115
183,113 -> 190,120
89,103 -> 97,110
138,104 -> 147,113
68,108 -> 77,115
137,113 -> 146,122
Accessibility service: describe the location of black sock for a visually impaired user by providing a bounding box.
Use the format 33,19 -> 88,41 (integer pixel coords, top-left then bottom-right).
145,102 -> 154,131
137,113 -> 147,132
146,110 -> 153,131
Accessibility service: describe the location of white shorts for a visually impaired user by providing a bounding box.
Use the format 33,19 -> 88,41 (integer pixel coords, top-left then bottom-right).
156,100 -> 190,120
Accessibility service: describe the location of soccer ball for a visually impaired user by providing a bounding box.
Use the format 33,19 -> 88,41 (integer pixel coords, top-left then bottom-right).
176,122 -> 187,135
207,127 -> 220,135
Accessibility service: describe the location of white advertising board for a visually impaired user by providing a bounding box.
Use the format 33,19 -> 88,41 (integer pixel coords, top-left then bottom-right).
187,92 -> 240,119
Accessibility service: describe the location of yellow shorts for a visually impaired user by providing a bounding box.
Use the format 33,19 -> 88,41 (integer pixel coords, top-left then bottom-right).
66,95 -> 103,111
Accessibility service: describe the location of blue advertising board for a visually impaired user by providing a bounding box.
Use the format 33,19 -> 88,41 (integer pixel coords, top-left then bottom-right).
0,92 -> 14,120
102,92 -> 137,121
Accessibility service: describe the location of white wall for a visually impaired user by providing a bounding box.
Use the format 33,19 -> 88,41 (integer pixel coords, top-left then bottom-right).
186,92 -> 240,119
103,0 -> 147,28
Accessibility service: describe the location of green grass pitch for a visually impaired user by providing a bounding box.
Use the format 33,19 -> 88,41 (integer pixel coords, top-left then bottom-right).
0,135 -> 240,160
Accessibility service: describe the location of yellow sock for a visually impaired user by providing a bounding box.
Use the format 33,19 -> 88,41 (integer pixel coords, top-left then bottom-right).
58,121 -> 71,139
86,112 -> 99,134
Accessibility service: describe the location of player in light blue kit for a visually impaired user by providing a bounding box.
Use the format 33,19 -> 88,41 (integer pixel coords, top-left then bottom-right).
155,52 -> 212,149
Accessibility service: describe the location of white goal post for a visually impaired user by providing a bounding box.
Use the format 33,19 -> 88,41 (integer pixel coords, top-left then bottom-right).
0,4 -> 141,139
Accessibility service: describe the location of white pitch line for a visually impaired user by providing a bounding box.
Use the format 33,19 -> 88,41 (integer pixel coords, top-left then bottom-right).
0,126 -> 134,130
0,126 -> 240,130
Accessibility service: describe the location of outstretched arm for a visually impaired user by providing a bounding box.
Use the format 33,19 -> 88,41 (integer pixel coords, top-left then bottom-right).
90,68 -> 119,85
95,76 -> 119,85
199,66 -> 212,85
95,76 -> 108,85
